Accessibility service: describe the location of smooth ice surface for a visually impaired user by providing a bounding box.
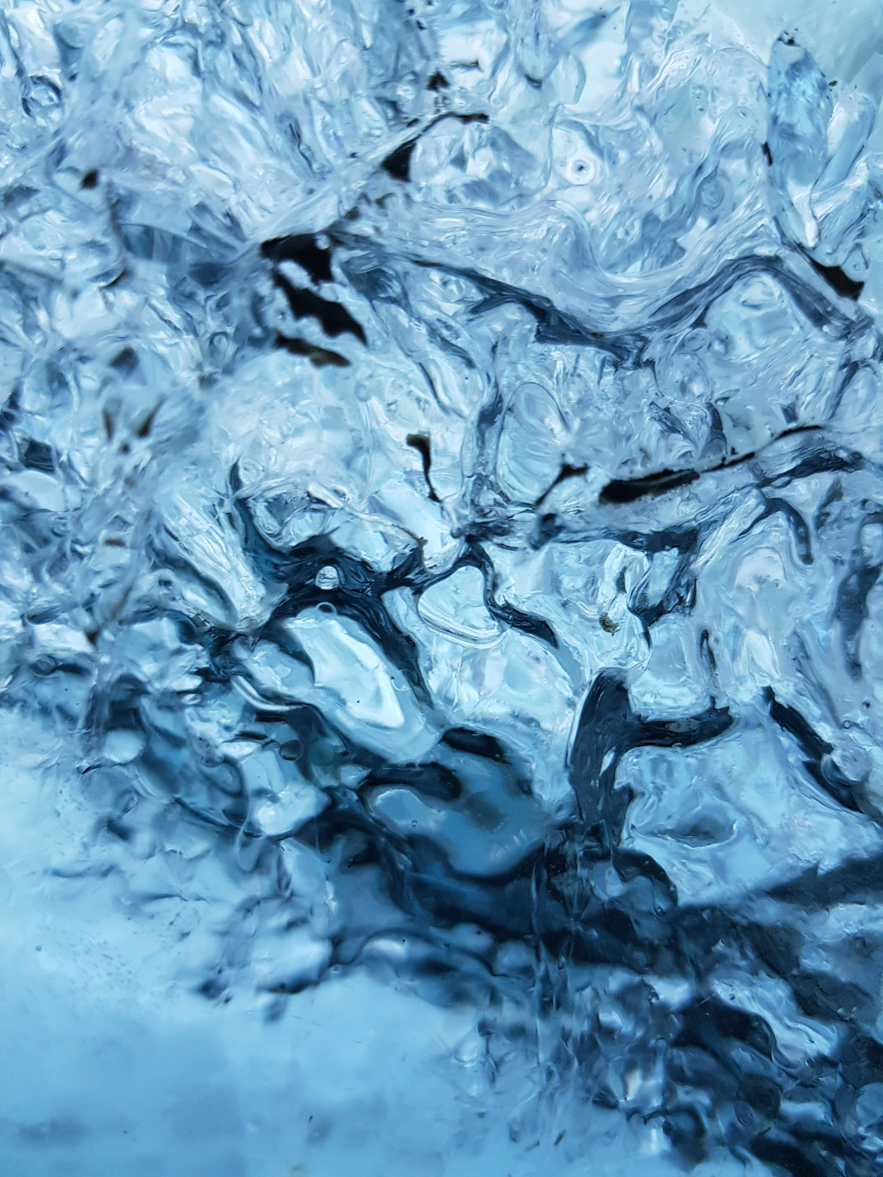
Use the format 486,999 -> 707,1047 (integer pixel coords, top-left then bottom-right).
3,1 -> 883,1174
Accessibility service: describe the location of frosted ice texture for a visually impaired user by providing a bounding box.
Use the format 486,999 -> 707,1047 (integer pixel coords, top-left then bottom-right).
3,0 -> 883,1173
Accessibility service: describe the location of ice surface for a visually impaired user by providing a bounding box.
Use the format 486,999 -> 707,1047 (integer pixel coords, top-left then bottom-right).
3,0 -> 883,1174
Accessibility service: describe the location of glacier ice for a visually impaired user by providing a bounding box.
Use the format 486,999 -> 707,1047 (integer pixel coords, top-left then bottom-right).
3,0 -> 883,1174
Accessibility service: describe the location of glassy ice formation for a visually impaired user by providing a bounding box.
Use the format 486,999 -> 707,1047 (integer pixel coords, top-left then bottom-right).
4,1 -> 883,1173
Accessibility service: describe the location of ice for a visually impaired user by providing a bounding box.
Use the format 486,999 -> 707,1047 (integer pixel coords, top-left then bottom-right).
3,0 -> 883,1173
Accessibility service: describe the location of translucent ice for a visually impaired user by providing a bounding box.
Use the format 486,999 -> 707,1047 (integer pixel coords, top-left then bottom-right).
3,1 -> 883,1174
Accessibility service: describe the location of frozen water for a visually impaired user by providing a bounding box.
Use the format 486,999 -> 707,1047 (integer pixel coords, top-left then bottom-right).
3,1 -> 883,1174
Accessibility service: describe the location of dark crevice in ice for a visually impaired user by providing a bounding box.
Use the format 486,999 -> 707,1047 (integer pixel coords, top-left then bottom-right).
261,234 -> 335,284
270,271 -> 367,344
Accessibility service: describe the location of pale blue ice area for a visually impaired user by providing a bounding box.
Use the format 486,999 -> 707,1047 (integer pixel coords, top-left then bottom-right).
2,1 -> 883,1174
